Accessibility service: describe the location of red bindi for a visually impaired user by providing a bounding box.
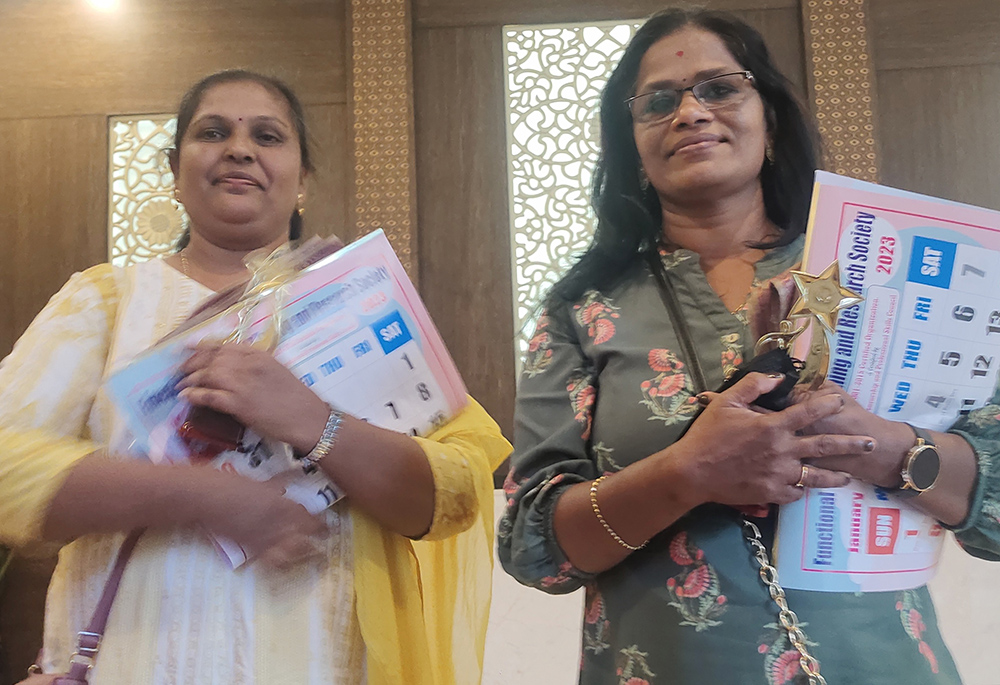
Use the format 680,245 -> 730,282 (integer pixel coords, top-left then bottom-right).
676,51 -> 684,57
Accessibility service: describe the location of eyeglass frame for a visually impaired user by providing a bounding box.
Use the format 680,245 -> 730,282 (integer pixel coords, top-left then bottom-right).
624,70 -> 757,125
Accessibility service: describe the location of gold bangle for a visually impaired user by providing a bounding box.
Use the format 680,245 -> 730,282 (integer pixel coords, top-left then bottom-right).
589,475 -> 647,551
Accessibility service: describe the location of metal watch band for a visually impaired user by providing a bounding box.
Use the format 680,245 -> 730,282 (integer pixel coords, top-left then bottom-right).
299,405 -> 344,470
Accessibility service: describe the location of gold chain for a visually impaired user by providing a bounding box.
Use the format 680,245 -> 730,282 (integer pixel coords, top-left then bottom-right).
589,476 -> 647,551
179,249 -> 191,279
742,518 -> 827,685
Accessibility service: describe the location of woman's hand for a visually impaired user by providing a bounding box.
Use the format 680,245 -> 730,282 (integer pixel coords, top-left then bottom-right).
178,342 -> 329,454
204,474 -> 330,570
792,382 -> 914,488
672,373 -> 876,507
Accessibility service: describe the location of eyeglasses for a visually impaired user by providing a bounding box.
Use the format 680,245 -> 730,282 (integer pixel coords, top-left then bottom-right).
625,71 -> 756,125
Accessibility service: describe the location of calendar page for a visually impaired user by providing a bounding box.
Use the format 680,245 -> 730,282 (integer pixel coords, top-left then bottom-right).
107,230 -> 468,567
775,171 -> 1000,592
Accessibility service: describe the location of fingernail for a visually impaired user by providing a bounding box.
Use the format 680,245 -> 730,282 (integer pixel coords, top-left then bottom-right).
863,439 -> 875,452
767,373 -> 783,379
696,393 -> 711,406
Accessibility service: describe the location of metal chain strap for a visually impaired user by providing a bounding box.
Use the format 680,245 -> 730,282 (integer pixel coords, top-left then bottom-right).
742,517 -> 828,685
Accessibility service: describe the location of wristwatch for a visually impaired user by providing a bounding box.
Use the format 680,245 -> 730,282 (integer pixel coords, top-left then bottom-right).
895,425 -> 941,498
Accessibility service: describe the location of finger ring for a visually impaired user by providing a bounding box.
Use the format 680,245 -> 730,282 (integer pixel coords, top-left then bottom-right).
795,464 -> 809,489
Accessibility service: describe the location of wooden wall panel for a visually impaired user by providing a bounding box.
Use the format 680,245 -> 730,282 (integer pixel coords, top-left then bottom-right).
870,0 -> 1000,71
414,0 -> 796,28
737,8 -> 808,98
0,117 -> 108,357
877,64 -> 1000,212
413,25 -> 515,438
0,0 -> 347,120
871,0 -> 1000,210
301,104 -> 353,243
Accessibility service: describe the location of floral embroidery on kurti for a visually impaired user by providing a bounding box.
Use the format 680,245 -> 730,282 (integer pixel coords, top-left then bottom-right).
594,441 -> 622,473
640,349 -> 698,425
664,532 -> 727,631
583,586 -> 612,655
568,372 -> 597,440
721,332 -> 744,379
574,291 -> 621,345
523,314 -> 554,377
896,590 -> 940,674
617,645 -> 656,685
539,560 -> 577,590
757,621 -> 817,685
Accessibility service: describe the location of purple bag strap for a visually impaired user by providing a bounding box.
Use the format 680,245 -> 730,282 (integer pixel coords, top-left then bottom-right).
53,529 -> 144,684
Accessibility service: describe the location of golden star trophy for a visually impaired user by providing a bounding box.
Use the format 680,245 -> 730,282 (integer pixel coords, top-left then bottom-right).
755,261 -> 863,389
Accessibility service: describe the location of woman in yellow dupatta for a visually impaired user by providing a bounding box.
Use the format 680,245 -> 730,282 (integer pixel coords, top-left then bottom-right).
0,69 -> 510,685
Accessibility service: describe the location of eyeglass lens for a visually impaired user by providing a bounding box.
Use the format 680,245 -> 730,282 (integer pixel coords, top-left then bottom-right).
632,73 -> 750,124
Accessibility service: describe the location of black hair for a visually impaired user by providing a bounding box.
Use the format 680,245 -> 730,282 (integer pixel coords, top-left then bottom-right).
545,7 -> 820,307
170,69 -> 314,249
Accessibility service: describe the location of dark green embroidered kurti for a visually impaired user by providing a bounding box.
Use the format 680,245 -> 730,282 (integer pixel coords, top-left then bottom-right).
499,238 -> 999,685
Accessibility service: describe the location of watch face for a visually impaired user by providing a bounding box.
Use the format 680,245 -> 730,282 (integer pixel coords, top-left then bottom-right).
909,446 -> 941,491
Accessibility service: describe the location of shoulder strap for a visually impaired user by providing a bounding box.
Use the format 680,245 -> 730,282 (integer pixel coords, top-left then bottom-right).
645,252 -> 709,394
55,529 -> 143,684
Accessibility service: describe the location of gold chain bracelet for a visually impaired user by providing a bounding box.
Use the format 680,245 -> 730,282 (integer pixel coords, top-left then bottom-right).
589,475 -> 647,551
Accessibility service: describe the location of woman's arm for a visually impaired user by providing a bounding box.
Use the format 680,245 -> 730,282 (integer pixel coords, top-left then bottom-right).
39,449 -> 327,568
795,384 -> 977,526
178,344 -> 510,539
0,268 -> 325,567
552,374 -> 866,574
499,308 -> 867,590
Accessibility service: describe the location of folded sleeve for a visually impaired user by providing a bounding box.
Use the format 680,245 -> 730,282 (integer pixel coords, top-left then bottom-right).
497,307 -> 599,594
412,397 -> 512,542
945,390 -> 1000,561
0,265 -> 118,546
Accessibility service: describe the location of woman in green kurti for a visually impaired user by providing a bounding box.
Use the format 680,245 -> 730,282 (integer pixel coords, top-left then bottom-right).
498,9 -> 996,685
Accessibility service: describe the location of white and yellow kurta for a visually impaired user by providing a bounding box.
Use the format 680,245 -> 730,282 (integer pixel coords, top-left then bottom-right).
0,259 -> 511,685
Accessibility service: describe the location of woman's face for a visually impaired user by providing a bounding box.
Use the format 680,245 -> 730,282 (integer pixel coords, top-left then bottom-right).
632,27 -> 769,206
172,80 -> 306,250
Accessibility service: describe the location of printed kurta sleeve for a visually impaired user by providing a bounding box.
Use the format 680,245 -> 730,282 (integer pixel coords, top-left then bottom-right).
412,397 -> 511,542
944,390 -> 1000,560
497,307 -> 600,594
0,265 -> 118,546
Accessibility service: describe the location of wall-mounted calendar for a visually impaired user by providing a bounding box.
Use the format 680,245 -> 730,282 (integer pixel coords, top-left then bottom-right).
776,171 -> 1000,592
107,230 -> 468,566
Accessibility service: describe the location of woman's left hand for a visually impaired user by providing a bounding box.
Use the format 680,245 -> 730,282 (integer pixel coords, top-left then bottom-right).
178,342 -> 329,453
792,382 -> 914,488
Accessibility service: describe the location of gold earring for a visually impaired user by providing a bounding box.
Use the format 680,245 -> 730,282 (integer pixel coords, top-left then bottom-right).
173,187 -> 181,203
296,193 -> 305,216
765,143 -> 775,164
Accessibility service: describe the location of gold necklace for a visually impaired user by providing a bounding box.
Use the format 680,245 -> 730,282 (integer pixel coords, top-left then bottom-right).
179,249 -> 191,278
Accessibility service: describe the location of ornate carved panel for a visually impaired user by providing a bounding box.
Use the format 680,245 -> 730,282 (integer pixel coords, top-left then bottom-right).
504,22 -> 639,357
108,115 -> 186,266
801,0 -> 880,181
349,0 -> 419,280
